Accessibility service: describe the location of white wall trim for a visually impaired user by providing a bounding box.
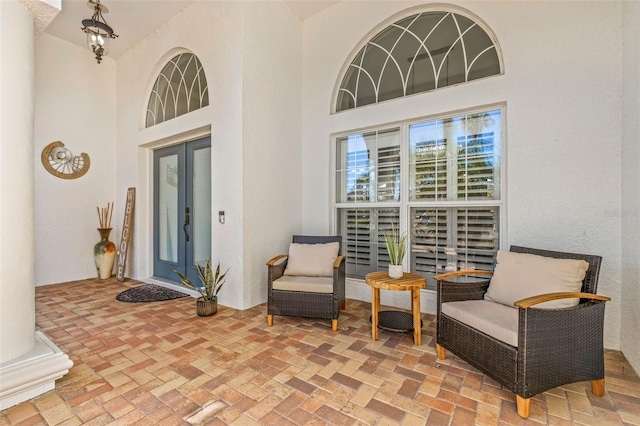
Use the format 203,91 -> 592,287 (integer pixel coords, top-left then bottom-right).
136,125 -> 212,281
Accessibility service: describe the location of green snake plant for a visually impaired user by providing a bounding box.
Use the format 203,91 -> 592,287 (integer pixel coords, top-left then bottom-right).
174,259 -> 229,301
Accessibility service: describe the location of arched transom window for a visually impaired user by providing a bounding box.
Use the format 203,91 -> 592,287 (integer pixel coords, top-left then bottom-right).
146,53 -> 209,128
336,10 -> 502,112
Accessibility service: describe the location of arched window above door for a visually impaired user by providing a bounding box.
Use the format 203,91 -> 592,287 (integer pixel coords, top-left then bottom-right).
146,53 -> 209,128
335,9 -> 503,112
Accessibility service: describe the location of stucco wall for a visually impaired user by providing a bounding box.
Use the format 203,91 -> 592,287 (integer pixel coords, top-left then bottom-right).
242,1 -> 303,308
33,33 -> 116,286
621,1 -> 640,375
116,1 -> 244,309
302,1 -> 623,349
115,1 -> 303,310
0,0 -> 36,362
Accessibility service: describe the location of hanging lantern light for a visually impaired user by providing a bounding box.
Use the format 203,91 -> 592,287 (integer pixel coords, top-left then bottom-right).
80,0 -> 118,64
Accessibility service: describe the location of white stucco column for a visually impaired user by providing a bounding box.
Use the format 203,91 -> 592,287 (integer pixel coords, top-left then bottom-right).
621,1 -> 640,375
1,0 -> 38,368
0,0 -> 72,410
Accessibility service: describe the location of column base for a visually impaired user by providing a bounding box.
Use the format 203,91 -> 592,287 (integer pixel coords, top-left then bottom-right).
0,331 -> 73,410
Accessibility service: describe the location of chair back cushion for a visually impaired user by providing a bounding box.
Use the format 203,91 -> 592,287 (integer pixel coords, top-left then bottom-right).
284,242 -> 340,277
485,250 -> 589,309
509,245 -> 601,294
292,235 -> 342,255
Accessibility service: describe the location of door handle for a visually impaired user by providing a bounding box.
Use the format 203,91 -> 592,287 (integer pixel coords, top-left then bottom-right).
183,207 -> 190,242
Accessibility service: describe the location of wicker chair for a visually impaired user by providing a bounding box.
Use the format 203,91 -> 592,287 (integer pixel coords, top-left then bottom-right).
266,235 -> 345,331
435,246 -> 610,418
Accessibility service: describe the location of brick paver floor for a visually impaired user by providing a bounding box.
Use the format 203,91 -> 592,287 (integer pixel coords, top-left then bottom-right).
1,278 -> 639,425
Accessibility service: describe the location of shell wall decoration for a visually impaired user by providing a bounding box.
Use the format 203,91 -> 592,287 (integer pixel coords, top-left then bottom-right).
41,141 -> 90,179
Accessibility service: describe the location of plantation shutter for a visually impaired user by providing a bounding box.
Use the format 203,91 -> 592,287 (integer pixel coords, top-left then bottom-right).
411,138 -> 448,200
410,207 -> 498,290
456,208 -> 499,271
340,209 -> 372,277
411,208 -> 449,285
338,208 -> 400,278
457,132 -> 499,199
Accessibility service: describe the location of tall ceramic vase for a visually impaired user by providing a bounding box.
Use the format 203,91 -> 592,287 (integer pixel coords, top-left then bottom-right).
94,228 -> 116,279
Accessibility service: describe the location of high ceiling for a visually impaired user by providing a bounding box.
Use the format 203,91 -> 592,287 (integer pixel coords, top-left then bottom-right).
44,0 -> 340,59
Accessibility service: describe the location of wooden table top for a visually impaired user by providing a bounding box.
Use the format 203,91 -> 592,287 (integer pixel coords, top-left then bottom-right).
365,271 -> 426,291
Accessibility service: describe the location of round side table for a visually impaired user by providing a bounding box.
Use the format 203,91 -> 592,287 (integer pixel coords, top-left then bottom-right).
365,271 -> 426,346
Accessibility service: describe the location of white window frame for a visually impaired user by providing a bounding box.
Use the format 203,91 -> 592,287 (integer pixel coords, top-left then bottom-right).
331,103 -> 507,290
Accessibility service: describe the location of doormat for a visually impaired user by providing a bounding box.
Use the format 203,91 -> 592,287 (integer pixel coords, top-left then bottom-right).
116,284 -> 189,303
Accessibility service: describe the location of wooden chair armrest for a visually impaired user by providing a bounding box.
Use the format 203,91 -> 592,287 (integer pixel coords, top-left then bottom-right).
333,256 -> 345,269
266,254 -> 288,266
514,292 -> 611,309
434,269 -> 494,281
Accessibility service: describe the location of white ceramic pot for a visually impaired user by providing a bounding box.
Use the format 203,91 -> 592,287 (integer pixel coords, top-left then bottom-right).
388,264 -> 403,279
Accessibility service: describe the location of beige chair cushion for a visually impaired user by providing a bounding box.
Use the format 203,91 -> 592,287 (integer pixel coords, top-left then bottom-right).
273,276 -> 334,293
485,250 -> 589,309
442,300 -> 519,347
283,242 -> 339,277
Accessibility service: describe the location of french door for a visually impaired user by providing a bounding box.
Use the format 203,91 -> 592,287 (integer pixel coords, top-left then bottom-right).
153,137 -> 211,284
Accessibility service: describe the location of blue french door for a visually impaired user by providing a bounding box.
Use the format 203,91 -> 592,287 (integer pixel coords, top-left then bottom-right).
153,137 -> 211,284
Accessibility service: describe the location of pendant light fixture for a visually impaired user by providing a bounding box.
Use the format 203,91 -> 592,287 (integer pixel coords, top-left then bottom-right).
80,0 -> 118,64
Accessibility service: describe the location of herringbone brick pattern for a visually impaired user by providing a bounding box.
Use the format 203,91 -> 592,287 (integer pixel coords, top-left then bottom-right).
1,278 -> 639,425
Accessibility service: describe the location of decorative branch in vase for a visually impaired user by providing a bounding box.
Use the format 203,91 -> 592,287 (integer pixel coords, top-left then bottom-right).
97,201 -> 114,229
384,224 -> 407,279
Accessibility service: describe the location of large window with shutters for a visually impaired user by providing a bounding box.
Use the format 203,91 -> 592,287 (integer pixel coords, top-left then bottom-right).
334,107 -> 502,290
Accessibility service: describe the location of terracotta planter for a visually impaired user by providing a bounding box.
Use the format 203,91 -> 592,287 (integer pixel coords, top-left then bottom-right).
388,264 -> 403,279
196,297 -> 217,316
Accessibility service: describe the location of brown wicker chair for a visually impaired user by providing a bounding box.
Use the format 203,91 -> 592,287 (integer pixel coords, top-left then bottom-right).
266,235 -> 345,331
435,246 -> 610,418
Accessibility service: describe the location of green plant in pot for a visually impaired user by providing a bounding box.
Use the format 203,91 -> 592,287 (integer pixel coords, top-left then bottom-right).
174,259 -> 228,316
383,224 -> 407,279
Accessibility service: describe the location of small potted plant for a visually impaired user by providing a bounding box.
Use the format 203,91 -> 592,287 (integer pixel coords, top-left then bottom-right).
174,259 -> 229,316
384,224 -> 407,279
